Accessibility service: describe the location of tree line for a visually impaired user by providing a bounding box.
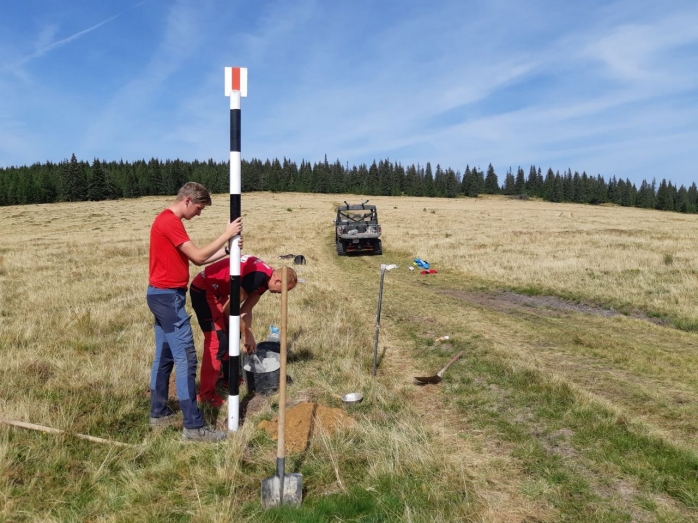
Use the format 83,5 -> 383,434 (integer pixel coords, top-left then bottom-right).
1,154 -> 696,213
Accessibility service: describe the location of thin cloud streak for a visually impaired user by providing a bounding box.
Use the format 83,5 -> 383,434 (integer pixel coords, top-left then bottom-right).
0,14 -> 121,73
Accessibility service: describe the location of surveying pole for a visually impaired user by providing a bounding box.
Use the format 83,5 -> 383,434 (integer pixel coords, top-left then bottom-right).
224,66 -> 247,431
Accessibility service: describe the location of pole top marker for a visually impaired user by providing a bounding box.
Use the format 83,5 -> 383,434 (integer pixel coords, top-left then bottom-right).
225,67 -> 248,97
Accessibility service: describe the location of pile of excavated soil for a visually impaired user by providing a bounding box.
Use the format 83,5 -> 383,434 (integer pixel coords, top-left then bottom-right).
258,402 -> 355,453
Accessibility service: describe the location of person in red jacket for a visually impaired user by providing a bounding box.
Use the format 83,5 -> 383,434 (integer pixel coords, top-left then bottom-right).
190,255 -> 298,407
147,181 -> 242,442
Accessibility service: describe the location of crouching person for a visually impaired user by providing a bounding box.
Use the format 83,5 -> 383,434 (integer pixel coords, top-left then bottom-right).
190,255 -> 297,406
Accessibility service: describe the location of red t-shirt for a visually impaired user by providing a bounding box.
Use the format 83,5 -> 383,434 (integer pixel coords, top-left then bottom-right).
149,209 -> 191,288
192,255 -> 273,298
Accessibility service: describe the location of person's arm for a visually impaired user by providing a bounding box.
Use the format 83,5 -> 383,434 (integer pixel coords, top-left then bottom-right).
221,289 -> 259,353
240,293 -> 261,353
178,218 -> 241,266
202,246 -> 227,265
202,236 -> 244,265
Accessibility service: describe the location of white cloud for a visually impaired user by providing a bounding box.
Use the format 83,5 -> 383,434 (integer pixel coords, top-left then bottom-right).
582,12 -> 698,85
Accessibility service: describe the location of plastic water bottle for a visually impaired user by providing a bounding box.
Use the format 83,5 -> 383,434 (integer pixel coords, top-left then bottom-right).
267,325 -> 280,342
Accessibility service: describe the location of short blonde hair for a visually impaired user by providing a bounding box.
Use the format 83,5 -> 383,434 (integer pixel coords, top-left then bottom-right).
176,182 -> 211,205
274,267 -> 298,289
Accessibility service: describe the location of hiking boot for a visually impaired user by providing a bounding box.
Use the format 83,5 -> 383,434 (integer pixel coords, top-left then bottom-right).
181,425 -> 227,443
197,393 -> 226,409
149,411 -> 178,427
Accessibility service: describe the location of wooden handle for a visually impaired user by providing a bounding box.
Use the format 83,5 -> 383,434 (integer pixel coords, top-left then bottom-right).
438,351 -> 464,375
0,418 -> 139,448
277,266 -> 288,459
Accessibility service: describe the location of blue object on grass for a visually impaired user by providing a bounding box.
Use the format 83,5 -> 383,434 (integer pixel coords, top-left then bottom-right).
413,258 -> 430,269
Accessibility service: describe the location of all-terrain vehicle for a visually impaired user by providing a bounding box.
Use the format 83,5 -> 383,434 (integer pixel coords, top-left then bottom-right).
334,200 -> 382,256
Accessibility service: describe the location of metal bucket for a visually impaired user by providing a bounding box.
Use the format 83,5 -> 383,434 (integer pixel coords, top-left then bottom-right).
243,344 -> 280,395
257,341 -> 280,354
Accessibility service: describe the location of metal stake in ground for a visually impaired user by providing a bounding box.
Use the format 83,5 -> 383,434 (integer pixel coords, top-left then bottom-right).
261,267 -> 302,508
373,264 -> 397,377
224,66 -> 247,432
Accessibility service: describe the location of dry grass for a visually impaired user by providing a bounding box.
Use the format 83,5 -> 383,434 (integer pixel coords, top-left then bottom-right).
387,196 -> 698,326
1,193 -> 698,521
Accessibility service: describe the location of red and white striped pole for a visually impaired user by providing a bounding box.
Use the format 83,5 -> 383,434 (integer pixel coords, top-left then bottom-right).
224,66 -> 247,431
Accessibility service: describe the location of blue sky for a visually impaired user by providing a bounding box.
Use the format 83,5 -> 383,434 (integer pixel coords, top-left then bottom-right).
1,0 -> 697,188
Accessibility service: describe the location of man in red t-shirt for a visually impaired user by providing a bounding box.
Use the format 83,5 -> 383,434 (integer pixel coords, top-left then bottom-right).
147,182 -> 242,442
190,255 -> 298,406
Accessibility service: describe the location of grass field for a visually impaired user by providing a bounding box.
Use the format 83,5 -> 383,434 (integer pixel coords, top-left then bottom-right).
1,192 -> 698,522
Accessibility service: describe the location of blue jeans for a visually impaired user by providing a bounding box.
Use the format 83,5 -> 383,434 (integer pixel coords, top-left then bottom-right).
146,286 -> 204,429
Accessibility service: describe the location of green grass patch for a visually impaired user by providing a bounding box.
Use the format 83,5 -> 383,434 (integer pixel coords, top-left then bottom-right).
437,334 -> 698,518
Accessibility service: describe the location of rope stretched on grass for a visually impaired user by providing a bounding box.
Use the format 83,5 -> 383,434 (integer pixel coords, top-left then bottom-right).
0,418 -> 141,448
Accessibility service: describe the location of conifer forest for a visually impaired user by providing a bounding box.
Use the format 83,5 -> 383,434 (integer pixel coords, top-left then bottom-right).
1,153 -> 696,213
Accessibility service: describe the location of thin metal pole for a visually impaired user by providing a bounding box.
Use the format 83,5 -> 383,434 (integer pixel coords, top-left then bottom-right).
372,268 -> 386,377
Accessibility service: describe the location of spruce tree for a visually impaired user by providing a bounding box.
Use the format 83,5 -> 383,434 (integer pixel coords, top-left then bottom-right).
413,164 -> 425,197
145,158 -> 162,195
404,165 -> 418,196
88,159 -> 108,201
297,160 -> 312,192
688,183 -> 698,212
393,163 -> 405,196
677,185 -> 689,213
62,153 -> 87,201
267,158 -> 282,192
424,162 -> 434,197
527,166 -> 538,196
656,179 -> 673,210
484,164 -> 498,194
379,159 -> 392,196
552,172 -> 563,202
562,169 -> 574,202
367,160 -> 379,195
475,167 -> 485,195
514,167 -> 526,195
124,167 -> 140,198
461,165 -> 472,196
444,168 -> 459,198
282,157 -> 297,192
502,169 -> 515,195
356,163 -> 369,194
434,164 -> 447,197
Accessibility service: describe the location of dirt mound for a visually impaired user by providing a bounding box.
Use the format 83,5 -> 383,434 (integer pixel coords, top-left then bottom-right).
257,402 -> 355,453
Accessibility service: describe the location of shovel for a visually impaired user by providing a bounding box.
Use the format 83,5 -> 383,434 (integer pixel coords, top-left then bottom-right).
415,351 -> 464,384
261,267 -> 302,508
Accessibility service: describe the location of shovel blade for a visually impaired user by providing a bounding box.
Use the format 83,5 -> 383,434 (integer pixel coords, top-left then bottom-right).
261,473 -> 303,509
414,375 -> 442,384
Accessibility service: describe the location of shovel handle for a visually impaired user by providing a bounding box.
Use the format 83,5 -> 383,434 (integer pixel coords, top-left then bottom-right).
438,351 -> 464,376
277,267 -> 288,460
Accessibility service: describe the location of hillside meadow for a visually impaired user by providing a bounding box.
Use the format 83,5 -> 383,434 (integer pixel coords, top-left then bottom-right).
1,192 -> 698,522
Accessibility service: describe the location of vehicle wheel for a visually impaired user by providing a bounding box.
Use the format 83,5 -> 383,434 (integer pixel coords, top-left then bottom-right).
373,240 -> 382,255
336,241 -> 346,256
